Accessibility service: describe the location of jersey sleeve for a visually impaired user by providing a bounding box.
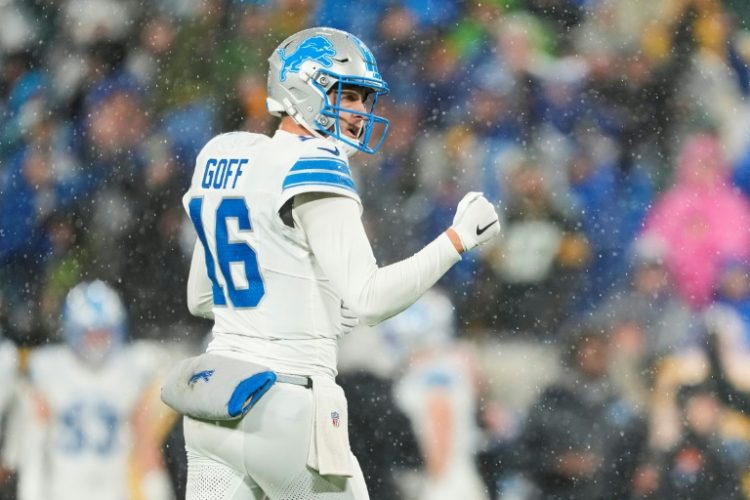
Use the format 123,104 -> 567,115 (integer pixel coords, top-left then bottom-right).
294,195 -> 461,326
276,140 -> 362,213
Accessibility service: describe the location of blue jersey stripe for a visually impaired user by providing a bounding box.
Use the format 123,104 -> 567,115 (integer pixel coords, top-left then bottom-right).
289,168 -> 353,178
290,158 -> 351,176
282,181 -> 357,193
282,172 -> 357,192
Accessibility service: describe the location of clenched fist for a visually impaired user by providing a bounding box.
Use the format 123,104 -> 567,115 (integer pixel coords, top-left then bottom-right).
449,192 -> 501,252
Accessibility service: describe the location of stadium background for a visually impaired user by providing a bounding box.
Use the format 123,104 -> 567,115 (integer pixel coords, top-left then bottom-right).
2,0 -> 750,498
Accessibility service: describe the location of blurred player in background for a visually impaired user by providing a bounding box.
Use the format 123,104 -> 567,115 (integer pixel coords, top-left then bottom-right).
0,335 -> 18,494
7,280 -> 173,500
387,289 -> 489,500
179,26 -> 501,499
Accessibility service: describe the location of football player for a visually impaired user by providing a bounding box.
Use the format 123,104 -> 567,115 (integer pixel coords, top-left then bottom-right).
180,26 -> 501,499
388,290 -> 489,500
11,281 -> 172,500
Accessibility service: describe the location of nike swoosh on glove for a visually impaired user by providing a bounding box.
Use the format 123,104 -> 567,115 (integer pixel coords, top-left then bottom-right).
451,191 -> 501,252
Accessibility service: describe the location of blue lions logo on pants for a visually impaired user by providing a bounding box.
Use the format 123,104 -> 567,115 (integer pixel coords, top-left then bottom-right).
188,369 -> 215,386
278,36 -> 336,81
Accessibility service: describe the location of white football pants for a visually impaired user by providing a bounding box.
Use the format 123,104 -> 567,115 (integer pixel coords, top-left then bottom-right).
183,382 -> 370,500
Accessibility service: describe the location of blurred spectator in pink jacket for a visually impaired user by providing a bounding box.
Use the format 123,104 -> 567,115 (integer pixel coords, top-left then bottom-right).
642,133 -> 750,309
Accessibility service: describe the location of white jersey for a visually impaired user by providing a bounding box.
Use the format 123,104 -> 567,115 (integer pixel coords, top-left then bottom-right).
395,349 -> 488,500
183,130 -> 362,377
0,340 -> 17,417
18,343 -> 160,500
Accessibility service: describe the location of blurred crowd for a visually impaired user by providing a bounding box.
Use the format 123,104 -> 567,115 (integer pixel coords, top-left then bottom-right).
2,0 -> 750,498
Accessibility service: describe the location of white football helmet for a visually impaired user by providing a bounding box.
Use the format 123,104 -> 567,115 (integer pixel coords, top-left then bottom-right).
62,280 -> 126,366
267,27 -> 390,155
381,289 -> 456,361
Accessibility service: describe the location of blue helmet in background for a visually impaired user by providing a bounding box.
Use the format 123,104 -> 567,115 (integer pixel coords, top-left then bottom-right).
267,27 -> 390,155
62,280 -> 127,366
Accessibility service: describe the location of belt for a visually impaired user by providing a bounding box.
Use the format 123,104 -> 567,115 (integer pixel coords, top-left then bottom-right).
276,373 -> 313,388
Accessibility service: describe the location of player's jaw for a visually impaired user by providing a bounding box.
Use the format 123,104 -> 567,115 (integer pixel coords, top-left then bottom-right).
328,87 -> 368,142
339,115 -> 365,141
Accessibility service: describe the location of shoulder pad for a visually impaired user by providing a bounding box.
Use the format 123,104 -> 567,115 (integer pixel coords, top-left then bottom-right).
199,131 -> 268,157
296,136 -> 349,162
279,137 -> 358,200
27,344 -> 66,380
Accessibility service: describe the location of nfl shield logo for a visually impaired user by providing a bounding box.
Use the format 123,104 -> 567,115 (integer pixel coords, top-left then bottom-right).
331,411 -> 340,428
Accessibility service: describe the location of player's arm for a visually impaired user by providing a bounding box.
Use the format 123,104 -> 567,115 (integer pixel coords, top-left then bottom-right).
131,380 -> 175,500
7,368 -> 50,500
186,240 -> 214,319
293,192 -> 500,325
424,388 -> 453,479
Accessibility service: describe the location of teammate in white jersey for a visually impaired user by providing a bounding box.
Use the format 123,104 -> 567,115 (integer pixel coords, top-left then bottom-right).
388,290 -> 489,500
9,281 -> 172,500
180,27 -> 501,499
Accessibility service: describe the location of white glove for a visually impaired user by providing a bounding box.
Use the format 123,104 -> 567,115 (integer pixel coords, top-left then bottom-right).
450,191 -> 501,252
340,301 -> 359,336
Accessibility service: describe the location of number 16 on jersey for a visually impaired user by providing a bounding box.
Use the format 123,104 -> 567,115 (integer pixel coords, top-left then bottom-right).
188,197 -> 266,308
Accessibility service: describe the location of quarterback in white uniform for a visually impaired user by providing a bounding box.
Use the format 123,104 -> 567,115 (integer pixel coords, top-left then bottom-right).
180,27 -> 501,499
10,281 -> 172,500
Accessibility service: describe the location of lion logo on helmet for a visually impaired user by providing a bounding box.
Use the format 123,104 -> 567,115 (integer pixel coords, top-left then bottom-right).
278,35 -> 336,82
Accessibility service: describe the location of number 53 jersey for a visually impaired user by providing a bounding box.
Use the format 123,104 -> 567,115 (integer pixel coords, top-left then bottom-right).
183,130 -> 361,377
18,343 -> 162,500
